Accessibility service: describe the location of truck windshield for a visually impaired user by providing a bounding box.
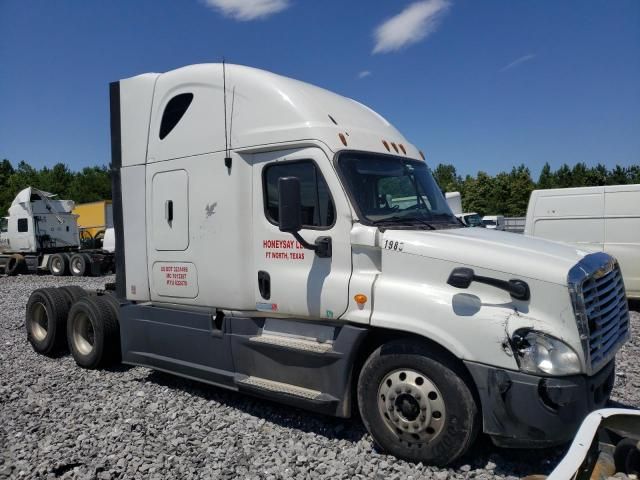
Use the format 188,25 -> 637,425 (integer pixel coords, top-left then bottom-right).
337,152 -> 459,228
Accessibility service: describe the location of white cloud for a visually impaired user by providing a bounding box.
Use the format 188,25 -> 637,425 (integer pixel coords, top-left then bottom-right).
203,0 -> 291,21
373,0 -> 451,54
357,70 -> 371,79
500,54 -> 536,72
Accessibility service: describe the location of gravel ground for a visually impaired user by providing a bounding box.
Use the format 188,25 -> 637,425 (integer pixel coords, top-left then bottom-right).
1,274 -> 639,480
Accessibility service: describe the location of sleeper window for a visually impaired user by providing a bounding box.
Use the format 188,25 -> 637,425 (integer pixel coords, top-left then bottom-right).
159,93 -> 194,140
17,218 -> 28,232
264,161 -> 335,229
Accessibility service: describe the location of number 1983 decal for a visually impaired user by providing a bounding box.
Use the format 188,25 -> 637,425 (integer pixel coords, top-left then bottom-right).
383,239 -> 404,251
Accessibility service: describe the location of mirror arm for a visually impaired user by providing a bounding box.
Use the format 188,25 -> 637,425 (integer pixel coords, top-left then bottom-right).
291,232 -> 316,251
291,232 -> 332,258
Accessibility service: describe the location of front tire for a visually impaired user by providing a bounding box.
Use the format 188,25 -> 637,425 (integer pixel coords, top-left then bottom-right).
357,340 -> 479,466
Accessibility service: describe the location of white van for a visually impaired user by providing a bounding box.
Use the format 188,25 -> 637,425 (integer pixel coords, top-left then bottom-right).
525,185 -> 640,298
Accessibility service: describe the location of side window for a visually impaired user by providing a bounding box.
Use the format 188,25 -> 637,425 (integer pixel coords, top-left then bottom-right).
17,218 -> 28,232
264,161 -> 335,228
159,93 -> 194,140
0,218 -> 7,233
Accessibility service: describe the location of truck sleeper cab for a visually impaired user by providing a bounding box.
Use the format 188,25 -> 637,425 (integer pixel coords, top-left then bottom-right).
26,64 -> 630,466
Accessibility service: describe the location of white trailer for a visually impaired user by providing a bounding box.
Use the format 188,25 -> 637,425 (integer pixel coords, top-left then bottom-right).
25,64 -> 630,466
0,187 -> 114,276
525,185 -> 640,299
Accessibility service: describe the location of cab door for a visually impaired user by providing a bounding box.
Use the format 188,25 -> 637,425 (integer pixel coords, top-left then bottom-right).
252,147 -> 352,319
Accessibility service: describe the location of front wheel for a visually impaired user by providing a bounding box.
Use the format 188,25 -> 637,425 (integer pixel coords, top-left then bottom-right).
357,340 -> 479,466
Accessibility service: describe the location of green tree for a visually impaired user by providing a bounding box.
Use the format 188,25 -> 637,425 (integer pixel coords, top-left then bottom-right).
584,163 -> 608,186
555,164 -> 573,188
537,162 -> 555,189
461,172 -> 495,216
68,166 -> 112,203
607,165 -> 628,185
432,164 -> 461,193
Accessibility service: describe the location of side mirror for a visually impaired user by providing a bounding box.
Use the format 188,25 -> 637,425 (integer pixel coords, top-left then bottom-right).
276,176 -> 332,258
278,177 -> 302,233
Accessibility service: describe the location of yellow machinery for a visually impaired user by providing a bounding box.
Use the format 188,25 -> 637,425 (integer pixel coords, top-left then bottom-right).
72,200 -> 113,246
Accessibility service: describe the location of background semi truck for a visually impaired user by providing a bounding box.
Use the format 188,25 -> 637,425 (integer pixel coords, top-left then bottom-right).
0,187 -> 114,276
25,64 -> 630,466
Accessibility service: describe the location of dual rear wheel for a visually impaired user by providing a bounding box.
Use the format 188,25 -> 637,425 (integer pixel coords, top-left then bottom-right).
49,253 -> 93,276
25,287 -> 120,368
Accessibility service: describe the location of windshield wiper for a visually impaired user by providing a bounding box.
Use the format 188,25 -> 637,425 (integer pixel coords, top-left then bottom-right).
371,216 -> 435,230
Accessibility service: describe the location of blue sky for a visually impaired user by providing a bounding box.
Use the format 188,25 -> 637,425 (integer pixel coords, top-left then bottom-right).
0,0 -> 638,178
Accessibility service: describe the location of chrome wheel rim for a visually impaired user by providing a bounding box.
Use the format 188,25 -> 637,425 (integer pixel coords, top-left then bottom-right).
30,302 -> 48,341
51,257 -> 63,274
72,312 -> 94,355
377,369 -> 446,445
71,257 -> 83,275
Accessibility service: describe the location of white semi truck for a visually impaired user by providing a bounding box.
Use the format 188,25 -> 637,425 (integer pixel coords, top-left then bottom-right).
0,187 -> 114,276
25,64 -> 630,466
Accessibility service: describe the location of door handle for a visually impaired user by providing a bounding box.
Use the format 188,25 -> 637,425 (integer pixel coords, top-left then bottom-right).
258,270 -> 270,300
165,200 -> 174,224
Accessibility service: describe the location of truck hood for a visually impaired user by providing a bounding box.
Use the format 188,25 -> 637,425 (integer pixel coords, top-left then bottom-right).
385,227 -> 590,285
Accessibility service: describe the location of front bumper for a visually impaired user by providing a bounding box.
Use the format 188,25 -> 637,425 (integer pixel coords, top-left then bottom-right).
464,360 -> 616,448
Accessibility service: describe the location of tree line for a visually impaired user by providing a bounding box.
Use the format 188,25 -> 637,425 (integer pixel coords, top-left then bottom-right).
0,159 -> 112,215
432,162 -> 640,217
1,158 -> 638,217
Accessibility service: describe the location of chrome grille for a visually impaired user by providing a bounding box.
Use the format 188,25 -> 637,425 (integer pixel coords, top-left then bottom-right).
568,252 -> 630,374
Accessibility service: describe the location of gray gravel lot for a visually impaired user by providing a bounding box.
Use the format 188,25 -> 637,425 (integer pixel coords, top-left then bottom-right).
1,274 -> 639,479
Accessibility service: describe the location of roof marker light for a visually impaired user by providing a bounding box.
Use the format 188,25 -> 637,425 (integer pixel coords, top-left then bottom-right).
382,140 -> 390,151
338,133 -> 348,146
399,144 -> 406,154
390,142 -> 399,153
419,150 -> 425,160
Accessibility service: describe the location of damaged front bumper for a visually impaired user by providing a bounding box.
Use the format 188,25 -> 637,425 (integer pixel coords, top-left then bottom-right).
465,360 -> 616,448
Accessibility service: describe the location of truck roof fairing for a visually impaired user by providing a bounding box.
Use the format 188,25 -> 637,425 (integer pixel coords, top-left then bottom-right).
117,63 -> 422,166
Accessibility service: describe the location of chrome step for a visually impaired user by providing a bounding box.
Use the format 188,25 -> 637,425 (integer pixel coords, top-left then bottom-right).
237,376 -> 322,400
249,334 -> 333,354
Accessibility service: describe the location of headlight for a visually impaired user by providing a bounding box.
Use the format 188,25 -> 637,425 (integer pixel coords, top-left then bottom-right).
511,330 -> 582,376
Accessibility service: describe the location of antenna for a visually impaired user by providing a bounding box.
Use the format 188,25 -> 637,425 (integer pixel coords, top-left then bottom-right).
222,59 -> 232,170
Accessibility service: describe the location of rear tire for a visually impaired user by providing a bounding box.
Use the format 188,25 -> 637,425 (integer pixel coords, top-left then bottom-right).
58,285 -> 89,306
48,253 -> 68,276
67,296 -> 120,369
357,340 -> 479,466
26,288 -> 70,355
100,293 -> 122,319
6,254 -> 26,276
69,253 -> 88,276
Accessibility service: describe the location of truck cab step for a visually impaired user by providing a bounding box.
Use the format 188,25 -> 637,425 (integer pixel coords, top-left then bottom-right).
248,334 -> 335,354
237,375 -> 333,401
